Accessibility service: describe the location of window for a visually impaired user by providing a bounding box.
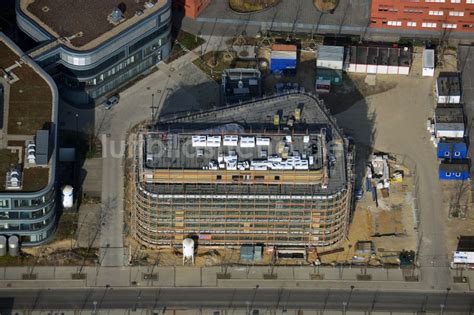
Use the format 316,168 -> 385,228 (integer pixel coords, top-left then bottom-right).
449,11 -> 464,16
467,0 -> 474,3
443,23 -> 457,28
451,0 -> 460,2
407,21 -> 417,27
422,22 -> 437,28
429,10 -> 444,15
425,0 -> 445,2
0,199 -> 9,208
404,8 -> 423,13
387,20 -> 402,26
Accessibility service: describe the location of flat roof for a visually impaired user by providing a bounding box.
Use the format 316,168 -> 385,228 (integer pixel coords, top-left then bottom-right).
423,49 -> 435,68
435,107 -> 464,123
349,46 -> 412,67
0,35 -> 55,192
21,0 -> 168,50
317,45 -> 344,62
437,72 -> 461,96
141,93 -> 348,195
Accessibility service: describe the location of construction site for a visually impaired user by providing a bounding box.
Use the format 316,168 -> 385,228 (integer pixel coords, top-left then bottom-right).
128,93 -> 354,258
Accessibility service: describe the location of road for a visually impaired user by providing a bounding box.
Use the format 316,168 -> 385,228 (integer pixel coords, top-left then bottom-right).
0,288 -> 472,313
334,73 -> 449,289
180,0 -> 474,41
59,51 -> 219,267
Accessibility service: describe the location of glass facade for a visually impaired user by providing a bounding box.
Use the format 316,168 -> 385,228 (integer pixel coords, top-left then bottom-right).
22,2 -> 173,106
0,185 -> 56,245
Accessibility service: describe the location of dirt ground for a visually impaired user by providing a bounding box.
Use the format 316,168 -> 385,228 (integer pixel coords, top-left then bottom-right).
319,163 -> 418,265
442,181 -> 474,254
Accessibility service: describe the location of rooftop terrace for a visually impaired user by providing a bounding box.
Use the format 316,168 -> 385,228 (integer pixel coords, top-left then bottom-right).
21,0 -> 168,49
0,35 -> 55,192
140,93 -> 348,195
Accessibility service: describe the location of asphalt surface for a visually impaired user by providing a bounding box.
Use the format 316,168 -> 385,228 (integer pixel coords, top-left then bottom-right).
0,288 -> 473,312
458,46 -> 474,187
181,0 -> 474,41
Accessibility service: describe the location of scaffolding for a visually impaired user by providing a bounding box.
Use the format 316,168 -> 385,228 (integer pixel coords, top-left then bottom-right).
129,93 -> 353,250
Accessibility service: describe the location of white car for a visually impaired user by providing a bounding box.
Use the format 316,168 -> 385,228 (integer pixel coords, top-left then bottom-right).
103,94 -> 120,109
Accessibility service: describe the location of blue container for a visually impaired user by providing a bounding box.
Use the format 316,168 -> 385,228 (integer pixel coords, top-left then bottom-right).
270,58 -> 297,72
437,141 -> 467,160
439,162 -> 469,181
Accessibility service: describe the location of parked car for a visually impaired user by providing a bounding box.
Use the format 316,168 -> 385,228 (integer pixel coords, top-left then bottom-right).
103,94 -> 120,109
355,188 -> 364,200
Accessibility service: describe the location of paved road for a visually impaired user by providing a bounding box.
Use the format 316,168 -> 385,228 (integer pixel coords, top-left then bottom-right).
458,46 -> 474,187
181,0 -> 474,41
0,288 -> 472,312
335,74 -> 449,289
59,51 -> 219,267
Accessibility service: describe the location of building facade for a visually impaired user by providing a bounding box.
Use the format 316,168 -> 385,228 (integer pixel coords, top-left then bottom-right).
16,0 -> 173,105
370,0 -> 474,32
173,0 -> 211,18
131,93 -> 354,249
0,33 -> 58,246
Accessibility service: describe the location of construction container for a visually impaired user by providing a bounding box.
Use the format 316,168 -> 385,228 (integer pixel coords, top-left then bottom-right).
437,141 -> 467,160
0,235 -> 6,256
240,245 -> 254,261
270,44 -> 297,73
8,235 -> 19,257
422,49 -> 435,77
317,45 -> 344,70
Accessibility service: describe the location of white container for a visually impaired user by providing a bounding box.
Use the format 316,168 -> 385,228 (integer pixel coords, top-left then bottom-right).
182,238 -> 194,264
62,185 -> 74,209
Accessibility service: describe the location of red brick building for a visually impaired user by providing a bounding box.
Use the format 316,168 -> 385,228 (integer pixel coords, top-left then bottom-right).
173,0 -> 211,18
370,0 -> 474,33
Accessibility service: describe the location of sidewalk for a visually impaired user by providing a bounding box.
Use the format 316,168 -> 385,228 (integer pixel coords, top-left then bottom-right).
0,265 -> 470,291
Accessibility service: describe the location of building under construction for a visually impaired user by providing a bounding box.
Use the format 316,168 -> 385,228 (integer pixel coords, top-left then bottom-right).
131,93 -> 354,248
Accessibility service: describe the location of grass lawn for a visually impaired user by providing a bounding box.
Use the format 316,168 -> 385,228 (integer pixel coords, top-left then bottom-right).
192,51 -> 236,82
229,0 -> 280,12
167,29 -> 205,63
